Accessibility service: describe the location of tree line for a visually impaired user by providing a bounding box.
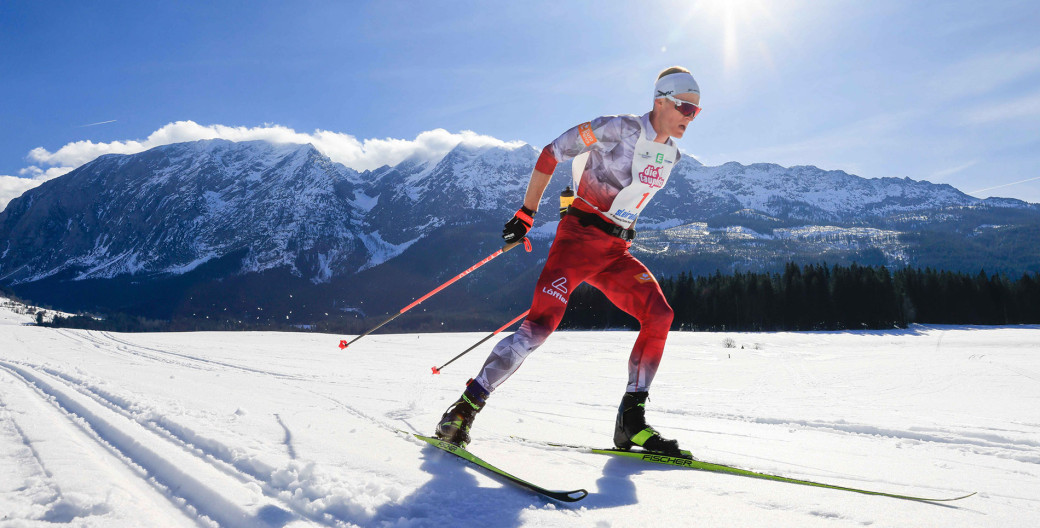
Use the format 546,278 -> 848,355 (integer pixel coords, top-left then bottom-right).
33,264 -> 1040,333
561,264 -> 1040,331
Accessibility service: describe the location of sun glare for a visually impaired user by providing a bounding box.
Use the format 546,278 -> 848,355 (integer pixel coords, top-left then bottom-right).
670,0 -> 788,77
716,0 -> 775,74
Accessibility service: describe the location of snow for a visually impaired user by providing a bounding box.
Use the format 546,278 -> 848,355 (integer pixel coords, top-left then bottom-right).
165,252 -> 218,275
1,298 -> 1038,527
353,192 -> 379,213
356,231 -> 423,272
676,161 -> 980,220
3,140 -> 373,286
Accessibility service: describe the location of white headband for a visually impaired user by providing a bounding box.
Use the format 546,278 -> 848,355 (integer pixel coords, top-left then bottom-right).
654,72 -> 700,99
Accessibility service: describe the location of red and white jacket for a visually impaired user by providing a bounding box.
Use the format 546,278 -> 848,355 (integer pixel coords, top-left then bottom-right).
536,112 -> 681,229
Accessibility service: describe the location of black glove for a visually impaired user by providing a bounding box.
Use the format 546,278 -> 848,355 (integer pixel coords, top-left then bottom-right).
502,205 -> 535,243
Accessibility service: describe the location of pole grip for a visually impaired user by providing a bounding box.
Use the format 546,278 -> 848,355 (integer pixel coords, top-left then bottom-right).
504,237 -> 533,254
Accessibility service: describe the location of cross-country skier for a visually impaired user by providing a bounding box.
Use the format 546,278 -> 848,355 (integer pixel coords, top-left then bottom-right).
436,66 -> 702,456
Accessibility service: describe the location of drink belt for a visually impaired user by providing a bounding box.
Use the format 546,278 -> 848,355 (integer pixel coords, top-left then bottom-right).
565,206 -> 636,241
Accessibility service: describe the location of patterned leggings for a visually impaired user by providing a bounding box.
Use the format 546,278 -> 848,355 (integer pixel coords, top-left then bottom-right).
474,213 -> 673,393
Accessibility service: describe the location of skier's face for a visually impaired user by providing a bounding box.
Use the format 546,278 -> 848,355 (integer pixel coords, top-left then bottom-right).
655,93 -> 700,139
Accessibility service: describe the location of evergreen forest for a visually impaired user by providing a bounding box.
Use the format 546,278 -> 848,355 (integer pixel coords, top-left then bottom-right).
561,264 -> 1040,332
31,264 -> 1040,333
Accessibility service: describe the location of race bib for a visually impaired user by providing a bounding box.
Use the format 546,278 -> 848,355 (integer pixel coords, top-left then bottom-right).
606,133 -> 676,229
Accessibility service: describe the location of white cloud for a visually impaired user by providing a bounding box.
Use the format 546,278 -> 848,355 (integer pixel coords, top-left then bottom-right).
19,165 -> 75,180
26,121 -> 525,173
0,175 -> 44,211
1,121 -> 527,212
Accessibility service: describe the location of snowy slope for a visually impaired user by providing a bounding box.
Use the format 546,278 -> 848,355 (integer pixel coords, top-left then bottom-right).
4,139 -> 1040,326
664,162 -> 980,222
0,140 -> 371,284
5,138 -> 1036,289
1,299 -> 1038,527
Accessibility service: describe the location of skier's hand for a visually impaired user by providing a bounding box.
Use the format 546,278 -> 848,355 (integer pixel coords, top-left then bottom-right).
502,206 -> 535,243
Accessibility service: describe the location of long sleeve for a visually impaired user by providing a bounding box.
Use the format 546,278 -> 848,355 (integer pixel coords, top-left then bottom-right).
535,115 -> 630,174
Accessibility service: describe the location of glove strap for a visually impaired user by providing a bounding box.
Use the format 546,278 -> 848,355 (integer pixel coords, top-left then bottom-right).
514,207 -> 535,228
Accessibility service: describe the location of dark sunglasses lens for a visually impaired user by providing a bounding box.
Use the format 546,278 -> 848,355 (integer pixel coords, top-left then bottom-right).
675,101 -> 699,117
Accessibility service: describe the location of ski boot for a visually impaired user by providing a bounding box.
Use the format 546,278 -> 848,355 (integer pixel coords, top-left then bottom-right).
614,391 -> 684,457
435,379 -> 490,447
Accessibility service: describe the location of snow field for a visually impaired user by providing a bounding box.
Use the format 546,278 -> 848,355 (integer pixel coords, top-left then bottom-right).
1,300 -> 1039,527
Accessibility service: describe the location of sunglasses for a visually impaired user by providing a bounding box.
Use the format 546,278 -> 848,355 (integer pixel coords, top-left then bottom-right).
662,94 -> 701,118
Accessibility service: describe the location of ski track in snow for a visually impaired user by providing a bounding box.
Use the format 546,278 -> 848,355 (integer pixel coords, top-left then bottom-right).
2,331 -> 427,526
3,306 -> 1040,526
667,409 -> 1040,459
53,329 -> 316,381
0,360 -> 330,527
0,361 -> 197,526
0,354 -> 440,527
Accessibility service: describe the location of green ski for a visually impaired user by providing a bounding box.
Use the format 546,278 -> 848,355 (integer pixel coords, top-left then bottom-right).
415,434 -> 588,502
514,437 -> 975,503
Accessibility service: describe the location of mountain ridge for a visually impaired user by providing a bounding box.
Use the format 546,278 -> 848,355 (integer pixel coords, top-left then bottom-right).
1,138 -> 1037,322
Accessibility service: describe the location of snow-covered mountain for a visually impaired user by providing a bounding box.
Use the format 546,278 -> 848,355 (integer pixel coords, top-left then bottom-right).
645,161 -> 986,225
0,140 -> 369,284
0,139 -> 548,286
361,143 -> 538,244
1,138 -> 1037,320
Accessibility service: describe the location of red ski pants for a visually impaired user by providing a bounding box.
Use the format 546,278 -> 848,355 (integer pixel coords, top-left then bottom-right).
475,214 -> 674,393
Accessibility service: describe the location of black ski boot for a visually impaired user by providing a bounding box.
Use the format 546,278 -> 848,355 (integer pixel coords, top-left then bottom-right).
614,391 -> 683,457
435,379 -> 490,447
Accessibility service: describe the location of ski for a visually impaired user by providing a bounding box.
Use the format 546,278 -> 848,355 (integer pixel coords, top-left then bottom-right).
415,434 -> 588,502
513,437 -> 975,503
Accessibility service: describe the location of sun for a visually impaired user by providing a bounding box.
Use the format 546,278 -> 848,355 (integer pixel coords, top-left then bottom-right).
669,0 -> 787,76
714,0 -> 776,72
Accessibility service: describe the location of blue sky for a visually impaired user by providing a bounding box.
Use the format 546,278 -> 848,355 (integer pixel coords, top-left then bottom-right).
3,0 -> 1040,208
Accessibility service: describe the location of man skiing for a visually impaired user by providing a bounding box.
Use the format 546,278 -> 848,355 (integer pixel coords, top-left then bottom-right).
436,66 -> 702,457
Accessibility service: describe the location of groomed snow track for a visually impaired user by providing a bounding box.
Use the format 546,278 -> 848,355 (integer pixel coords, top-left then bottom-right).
0,360 -> 347,528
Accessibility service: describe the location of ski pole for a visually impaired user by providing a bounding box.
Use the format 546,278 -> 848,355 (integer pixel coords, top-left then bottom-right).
431,309 -> 530,374
339,238 -> 532,349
